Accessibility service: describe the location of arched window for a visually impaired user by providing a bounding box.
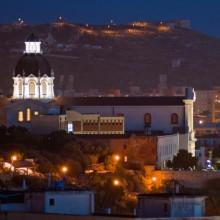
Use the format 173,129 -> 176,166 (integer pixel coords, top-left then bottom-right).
171,113 -> 178,124
42,81 -> 47,96
144,113 -> 152,125
26,108 -> 31,122
29,81 -> 35,96
18,111 -> 24,122
18,81 -> 23,95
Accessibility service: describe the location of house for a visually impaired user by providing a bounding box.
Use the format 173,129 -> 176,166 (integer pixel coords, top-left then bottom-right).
0,189 -> 95,216
13,159 -> 35,175
2,159 -> 36,175
137,193 -> 206,218
44,190 -> 95,215
0,191 -> 27,212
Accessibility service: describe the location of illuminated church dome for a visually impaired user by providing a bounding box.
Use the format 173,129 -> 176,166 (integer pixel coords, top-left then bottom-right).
15,54 -> 51,77
12,33 -> 55,100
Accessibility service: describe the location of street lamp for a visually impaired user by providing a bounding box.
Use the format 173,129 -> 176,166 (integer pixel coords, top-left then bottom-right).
113,179 -> 120,186
152,176 -> 157,182
11,155 -> 17,173
11,155 -> 17,162
61,166 -> 68,174
199,120 -> 204,125
114,155 -> 120,162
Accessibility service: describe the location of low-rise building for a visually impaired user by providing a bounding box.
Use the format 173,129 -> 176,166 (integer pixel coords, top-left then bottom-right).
137,193 -> 206,218
195,121 -> 220,137
0,189 -> 95,216
44,190 -> 94,215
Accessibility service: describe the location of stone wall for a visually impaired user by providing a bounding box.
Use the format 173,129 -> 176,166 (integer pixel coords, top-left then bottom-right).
79,135 -> 157,166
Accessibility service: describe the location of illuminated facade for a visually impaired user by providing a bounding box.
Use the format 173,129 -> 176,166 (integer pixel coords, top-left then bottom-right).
65,110 -> 125,135
70,88 -> 196,156
12,33 -> 55,100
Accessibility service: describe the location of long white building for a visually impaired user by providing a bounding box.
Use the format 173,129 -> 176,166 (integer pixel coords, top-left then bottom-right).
65,88 -> 196,155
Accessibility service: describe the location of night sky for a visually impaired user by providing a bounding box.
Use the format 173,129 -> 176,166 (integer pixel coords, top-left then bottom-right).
1,0 -> 220,38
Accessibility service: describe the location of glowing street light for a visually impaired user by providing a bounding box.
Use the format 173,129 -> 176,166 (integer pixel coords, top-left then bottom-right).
11,155 -> 18,173
152,176 -> 157,182
11,155 -> 17,162
113,179 -> 120,186
114,155 -> 120,162
61,166 -> 68,174
199,120 -> 204,125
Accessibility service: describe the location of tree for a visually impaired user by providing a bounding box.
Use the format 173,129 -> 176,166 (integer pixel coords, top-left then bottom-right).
42,130 -> 71,150
169,149 -> 197,170
0,125 -> 7,143
7,126 -> 31,143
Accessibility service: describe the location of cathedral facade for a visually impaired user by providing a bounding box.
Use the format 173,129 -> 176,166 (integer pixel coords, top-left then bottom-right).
12,33 -> 55,100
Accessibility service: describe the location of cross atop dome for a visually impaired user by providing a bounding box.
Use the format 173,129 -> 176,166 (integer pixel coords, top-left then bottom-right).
24,33 -> 42,54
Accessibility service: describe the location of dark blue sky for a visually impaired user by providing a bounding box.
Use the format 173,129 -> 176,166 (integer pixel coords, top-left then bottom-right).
1,0 -> 220,38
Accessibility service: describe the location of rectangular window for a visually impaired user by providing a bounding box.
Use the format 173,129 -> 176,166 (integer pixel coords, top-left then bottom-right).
18,111 -> 23,122
26,108 -> 31,122
49,198 -> 55,206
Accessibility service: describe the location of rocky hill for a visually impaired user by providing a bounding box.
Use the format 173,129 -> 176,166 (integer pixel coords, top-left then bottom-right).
1,20 -> 220,95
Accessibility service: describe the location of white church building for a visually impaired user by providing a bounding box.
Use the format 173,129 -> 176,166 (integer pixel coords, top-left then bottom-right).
12,33 -> 55,100
0,33 -> 197,168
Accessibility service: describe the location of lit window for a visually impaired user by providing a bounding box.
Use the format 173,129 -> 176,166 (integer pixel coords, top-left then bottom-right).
29,81 -> 35,96
26,108 -> 31,122
34,111 -> 39,116
18,81 -> 23,95
67,122 -> 73,133
171,113 -> 178,124
18,111 -> 23,122
42,81 -> 47,95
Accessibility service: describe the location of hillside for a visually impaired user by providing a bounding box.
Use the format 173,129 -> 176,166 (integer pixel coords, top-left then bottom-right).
1,20 -> 220,94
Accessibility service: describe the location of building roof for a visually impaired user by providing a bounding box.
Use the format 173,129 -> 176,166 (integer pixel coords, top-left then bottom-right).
0,188 -> 94,194
71,96 -> 185,106
15,53 -> 51,77
13,160 -> 35,169
138,193 -> 206,198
